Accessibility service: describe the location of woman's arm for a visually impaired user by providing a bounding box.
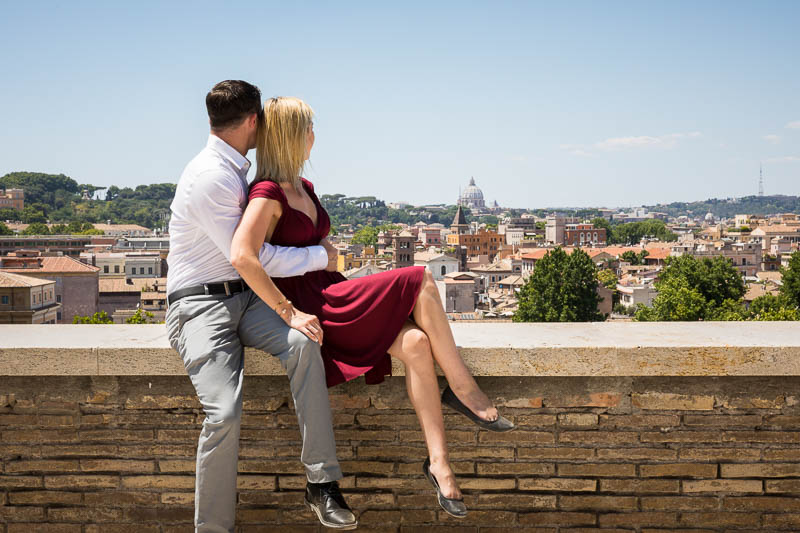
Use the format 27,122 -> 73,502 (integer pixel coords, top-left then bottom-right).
231,198 -> 323,344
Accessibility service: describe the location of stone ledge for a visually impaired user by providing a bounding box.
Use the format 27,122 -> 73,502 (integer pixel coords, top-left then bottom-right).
0,322 -> 798,377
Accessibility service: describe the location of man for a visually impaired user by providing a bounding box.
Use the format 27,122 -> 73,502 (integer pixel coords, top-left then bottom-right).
166,80 -> 357,532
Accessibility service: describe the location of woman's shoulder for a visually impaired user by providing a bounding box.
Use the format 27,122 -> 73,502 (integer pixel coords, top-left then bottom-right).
300,177 -> 315,193
248,179 -> 285,202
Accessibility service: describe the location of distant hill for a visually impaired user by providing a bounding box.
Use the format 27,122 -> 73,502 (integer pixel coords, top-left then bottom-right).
0,172 -> 175,229
643,195 -> 800,219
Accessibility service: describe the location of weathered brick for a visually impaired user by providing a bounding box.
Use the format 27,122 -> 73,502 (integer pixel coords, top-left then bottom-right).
683,414 -> 761,426
120,475 -> 194,489
473,493 -> 557,510
722,430 -> 800,443
514,414 -> 557,427
599,414 -> 680,428
355,477 -> 429,490
3,429 -> 78,443
337,429 -> 399,442
7,524 -> 78,533
723,496 -> 800,511
632,392 -> 714,410
559,431 -> 639,445
683,479 -> 762,493
763,448 -> 800,461
0,506 -> 45,520
721,462 -> 800,478
764,414 -> 800,427
329,394 -> 371,409
558,463 -> 636,477
158,459 -> 195,473
764,513 -> 800,527
766,479 -> 800,493
161,492 -> 194,505
45,475 -> 119,489
498,396 -> 543,408
84,491 -> 159,506
640,463 -> 718,478
396,461 -> 472,475
558,413 -> 598,427
544,392 -> 620,408
81,459 -> 154,472
0,414 -> 37,426
478,430 -> 554,444
459,477 -> 516,490
356,414 -> 420,427
236,475 -> 277,490
596,447 -> 677,460
518,447 -> 594,460
600,479 -> 680,493
39,415 -> 75,427
396,429 -> 475,443
124,394 -> 201,409
678,511 -> 760,527
640,431 -> 721,443
641,496 -> 719,510
718,394 -> 784,409
5,459 -> 79,473
8,491 -> 82,504
79,428 -> 154,442
86,526 -> 160,533
520,477 -> 596,492
559,495 -> 637,511
438,510 -> 517,525
477,462 -> 554,476
0,475 -> 42,489
41,443 -> 117,457
47,507 -> 123,522
678,447 -> 761,461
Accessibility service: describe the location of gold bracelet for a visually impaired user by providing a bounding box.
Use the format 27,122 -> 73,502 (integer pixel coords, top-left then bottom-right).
274,299 -> 292,313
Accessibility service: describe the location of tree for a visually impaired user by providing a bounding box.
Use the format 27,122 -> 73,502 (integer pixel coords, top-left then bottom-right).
780,251 -> 800,310
514,247 -> 604,322
22,222 -> 50,235
73,311 -> 114,324
125,308 -> 156,324
352,226 -> 379,246
0,222 -> 12,236
597,268 -> 619,305
635,277 -> 707,321
657,255 -> 745,309
750,293 -> 800,321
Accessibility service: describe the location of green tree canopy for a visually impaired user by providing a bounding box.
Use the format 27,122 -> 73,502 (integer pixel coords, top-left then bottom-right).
73,311 -> 114,324
514,247 -> 605,322
22,222 -> 50,235
0,221 -> 12,236
780,251 -> 800,309
351,226 -> 379,246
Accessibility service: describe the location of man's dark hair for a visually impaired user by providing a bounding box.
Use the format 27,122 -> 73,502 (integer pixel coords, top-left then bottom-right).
206,80 -> 262,130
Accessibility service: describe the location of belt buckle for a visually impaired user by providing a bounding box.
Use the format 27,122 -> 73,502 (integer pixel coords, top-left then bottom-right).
224,281 -> 231,296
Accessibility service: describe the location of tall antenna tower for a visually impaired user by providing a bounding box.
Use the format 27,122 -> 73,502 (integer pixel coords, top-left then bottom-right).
758,164 -> 764,197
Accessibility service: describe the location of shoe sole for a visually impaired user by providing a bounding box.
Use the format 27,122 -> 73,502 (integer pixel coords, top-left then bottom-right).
304,499 -> 358,530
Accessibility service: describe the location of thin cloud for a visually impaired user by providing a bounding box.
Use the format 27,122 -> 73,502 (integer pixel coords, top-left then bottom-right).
561,131 -> 701,156
785,121 -> 800,129
763,134 -> 781,144
765,156 -> 800,163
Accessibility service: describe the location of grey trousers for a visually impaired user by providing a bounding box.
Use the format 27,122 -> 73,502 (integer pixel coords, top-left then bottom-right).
165,289 -> 342,533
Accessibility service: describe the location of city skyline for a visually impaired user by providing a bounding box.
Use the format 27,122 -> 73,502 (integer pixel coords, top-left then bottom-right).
1,1 -> 798,208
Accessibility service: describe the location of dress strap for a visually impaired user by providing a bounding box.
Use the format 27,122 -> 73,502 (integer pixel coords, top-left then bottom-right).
248,179 -> 286,203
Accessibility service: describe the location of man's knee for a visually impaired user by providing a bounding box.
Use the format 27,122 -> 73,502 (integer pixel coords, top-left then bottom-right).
203,399 -> 242,427
286,329 -> 323,374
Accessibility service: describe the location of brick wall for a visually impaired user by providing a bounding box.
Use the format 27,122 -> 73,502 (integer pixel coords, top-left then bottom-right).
2,374 -> 800,532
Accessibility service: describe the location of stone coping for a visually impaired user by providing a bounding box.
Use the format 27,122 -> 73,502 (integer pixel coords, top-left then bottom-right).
0,322 -> 798,377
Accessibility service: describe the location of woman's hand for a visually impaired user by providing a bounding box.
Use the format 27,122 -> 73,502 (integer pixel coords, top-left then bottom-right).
287,307 -> 324,345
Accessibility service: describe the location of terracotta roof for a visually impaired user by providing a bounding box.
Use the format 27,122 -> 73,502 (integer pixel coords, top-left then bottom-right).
99,277 -> 162,293
498,274 -> 525,285
744,283 -> 781,301
0,271 -> 54,288
642,247 -> 671,260
1,256 -> 99,273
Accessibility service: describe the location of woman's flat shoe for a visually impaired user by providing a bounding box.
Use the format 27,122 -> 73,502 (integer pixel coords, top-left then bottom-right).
422,457 -> 467,518
441,385 -> 515,432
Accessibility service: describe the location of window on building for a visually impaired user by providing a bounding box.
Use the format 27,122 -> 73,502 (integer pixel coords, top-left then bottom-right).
104,265 -> 109,273
57,312 -> 62,321
148,267 -> 153,274
56,294 -> 61,303
1,295 -> 8,305
441,266 -> 446,276
114,265 -> 120,273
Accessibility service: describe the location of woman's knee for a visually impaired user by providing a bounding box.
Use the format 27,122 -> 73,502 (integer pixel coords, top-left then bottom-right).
401,328 -> 433,365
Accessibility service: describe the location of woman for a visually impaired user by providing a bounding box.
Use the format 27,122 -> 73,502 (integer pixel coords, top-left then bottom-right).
231,96 -> 514,518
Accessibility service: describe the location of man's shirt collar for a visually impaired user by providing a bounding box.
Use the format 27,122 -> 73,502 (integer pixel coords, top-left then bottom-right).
207,134 -> 251,175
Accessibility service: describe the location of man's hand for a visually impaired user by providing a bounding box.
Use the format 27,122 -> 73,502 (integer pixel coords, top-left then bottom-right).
288,308 -> 324,345
320,238 -> 338,272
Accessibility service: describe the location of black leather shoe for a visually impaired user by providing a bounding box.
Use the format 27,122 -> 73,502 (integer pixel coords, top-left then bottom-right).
441,385 -> 515,432
423,457 -> 467,518
305,480 -> 358,530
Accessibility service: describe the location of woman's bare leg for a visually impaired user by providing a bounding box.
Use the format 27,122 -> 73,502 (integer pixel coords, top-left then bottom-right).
388,321 -> 461,499
412,270 -> 498,422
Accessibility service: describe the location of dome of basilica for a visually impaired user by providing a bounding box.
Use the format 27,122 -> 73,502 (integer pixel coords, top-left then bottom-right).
459,177 -> 485,209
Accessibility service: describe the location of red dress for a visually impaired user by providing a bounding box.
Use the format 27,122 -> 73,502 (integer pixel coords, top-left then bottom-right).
249,178 -> 426,388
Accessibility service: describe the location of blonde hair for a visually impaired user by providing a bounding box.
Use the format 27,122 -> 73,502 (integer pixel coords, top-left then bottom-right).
254,96 -> 314,190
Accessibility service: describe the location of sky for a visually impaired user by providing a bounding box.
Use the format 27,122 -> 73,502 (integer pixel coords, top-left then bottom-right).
1,1 -> 798,209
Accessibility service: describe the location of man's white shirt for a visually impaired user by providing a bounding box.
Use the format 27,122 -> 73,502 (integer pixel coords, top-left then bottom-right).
166,134 -> 328,293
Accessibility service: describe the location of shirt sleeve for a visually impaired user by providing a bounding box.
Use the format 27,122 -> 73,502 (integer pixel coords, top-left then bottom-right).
185,169 -> 328,277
